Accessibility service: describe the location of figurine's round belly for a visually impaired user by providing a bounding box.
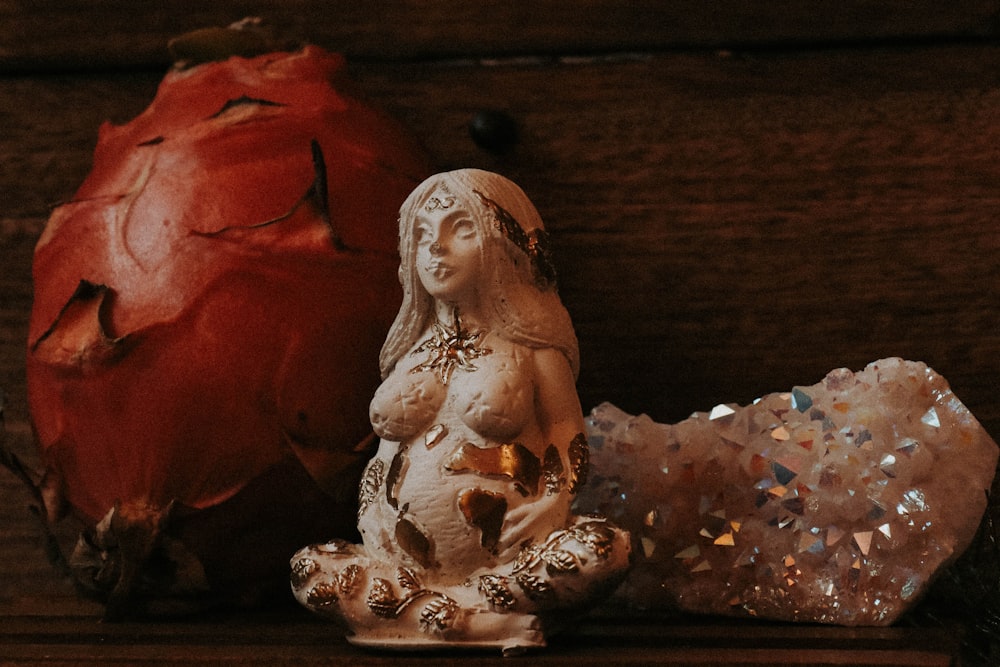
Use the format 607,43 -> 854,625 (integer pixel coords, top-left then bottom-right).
391,429 -> 540,576
364,338 -> 559,576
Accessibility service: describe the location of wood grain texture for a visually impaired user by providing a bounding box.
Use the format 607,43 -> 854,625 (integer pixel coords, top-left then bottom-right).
2,4 -> 999,664
349,46 -> 1000,431
3,47 -> 999,433
0,613 -> 956,667
1,1 -> 999,71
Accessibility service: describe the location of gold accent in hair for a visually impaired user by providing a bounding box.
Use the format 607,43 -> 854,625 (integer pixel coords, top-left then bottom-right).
473,190 -> 557,288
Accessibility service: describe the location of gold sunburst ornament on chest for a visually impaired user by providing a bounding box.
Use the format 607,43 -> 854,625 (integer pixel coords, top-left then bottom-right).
410,308 -> 492,384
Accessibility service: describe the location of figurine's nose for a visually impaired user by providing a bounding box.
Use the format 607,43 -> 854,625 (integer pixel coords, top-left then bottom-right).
429,241 -> 443,255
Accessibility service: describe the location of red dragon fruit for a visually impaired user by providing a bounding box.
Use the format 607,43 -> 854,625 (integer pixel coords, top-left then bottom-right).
22,39 -> 432,616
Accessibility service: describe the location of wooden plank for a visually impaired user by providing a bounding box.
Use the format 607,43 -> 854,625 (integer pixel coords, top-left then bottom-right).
1,1 -> 999,72
356,45 -> 1000,431
0,41 -> 996,666
2,46 -> 999,431
0,613 -> 961,665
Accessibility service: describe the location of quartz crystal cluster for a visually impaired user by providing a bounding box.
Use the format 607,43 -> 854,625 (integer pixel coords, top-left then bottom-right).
577,358 -> 998,625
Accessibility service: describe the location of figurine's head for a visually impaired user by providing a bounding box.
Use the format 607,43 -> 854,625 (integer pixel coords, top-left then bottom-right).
407,180 -> 487,309
380,169 -> 578,379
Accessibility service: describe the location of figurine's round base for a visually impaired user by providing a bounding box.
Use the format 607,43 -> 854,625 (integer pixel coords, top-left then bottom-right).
347,635 -> 538,656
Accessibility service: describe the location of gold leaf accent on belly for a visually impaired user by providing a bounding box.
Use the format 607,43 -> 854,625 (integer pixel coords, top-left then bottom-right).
395,516 -> 435,569
424,423 -> 447,449
445,442 -> 541,496
541,444 -> 565,494
385,446 -> 408,510
459,489 -> 508,552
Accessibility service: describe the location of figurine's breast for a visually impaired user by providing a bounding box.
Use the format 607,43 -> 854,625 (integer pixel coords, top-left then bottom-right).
450,344 -> 533,441
370,335 -> 534,443
369,368 -> 444,442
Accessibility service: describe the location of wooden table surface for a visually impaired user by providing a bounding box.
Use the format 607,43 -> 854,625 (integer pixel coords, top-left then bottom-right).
2,2 -> 1000,664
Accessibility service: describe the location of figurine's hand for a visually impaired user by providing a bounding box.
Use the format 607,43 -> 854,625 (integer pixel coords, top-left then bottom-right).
499,490 -> 571,553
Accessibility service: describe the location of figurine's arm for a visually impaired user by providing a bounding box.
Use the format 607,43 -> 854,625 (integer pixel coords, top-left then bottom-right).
532,347 -> 587,455
499,347 -> 582,547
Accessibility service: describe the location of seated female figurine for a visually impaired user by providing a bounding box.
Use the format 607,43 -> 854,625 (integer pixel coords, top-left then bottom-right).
290,169 -> 630,653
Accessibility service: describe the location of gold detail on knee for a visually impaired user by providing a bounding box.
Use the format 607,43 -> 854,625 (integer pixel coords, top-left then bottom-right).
290,557 -> 318,590
306,581 -> 339,608
478,574 -> 516,610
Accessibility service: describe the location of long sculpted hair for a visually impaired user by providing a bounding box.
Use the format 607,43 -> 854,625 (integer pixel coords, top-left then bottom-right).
379,169 -> 579,379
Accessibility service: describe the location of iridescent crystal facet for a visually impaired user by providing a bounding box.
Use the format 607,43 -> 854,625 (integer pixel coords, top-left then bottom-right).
577,358 -> 998,625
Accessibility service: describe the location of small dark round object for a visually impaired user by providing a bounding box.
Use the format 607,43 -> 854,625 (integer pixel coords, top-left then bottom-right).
469,110 -> 519,154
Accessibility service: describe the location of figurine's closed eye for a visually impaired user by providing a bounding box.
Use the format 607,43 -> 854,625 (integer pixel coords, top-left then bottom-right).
452,218 -> 476,240
414,224 -> 433,245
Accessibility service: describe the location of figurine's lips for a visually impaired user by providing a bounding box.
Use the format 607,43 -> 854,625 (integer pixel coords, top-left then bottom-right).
425,263 -> 454,280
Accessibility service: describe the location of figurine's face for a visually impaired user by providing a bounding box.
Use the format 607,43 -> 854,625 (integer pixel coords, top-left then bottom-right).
414,189 -> 483,305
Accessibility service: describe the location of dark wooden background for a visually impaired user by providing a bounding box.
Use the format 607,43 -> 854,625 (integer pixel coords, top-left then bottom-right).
2,2 -> 999,664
